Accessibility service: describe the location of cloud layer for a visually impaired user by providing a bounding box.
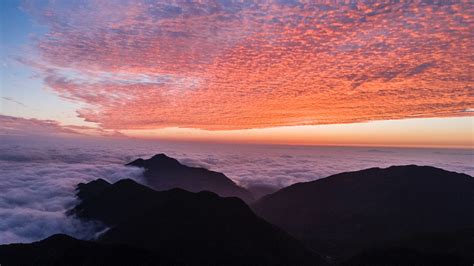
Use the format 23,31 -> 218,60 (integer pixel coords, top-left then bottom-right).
1,136 -> 472,244
0,140 -> 145,244
22,0 -> 473,130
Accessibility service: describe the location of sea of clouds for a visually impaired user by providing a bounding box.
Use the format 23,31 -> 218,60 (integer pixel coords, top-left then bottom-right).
0,136 -> 472,244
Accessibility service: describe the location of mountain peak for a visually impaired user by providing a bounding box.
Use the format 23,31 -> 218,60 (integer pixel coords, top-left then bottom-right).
76,178 -> 111,201
150,153 -> 174,160
150,153 -> 181,165
127,153 -> 181,168
125,154 -> 254,202
42,234 -> 77,243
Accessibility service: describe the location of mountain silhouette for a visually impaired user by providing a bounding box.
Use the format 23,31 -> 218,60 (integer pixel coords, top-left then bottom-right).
341,247 -> 470,266
69,178 -> 326,266
0,234 -> 158,266
3,164 -> 471,265
253,165 -> 474,262
127,154 -> 254,202
246,183 -> 280,199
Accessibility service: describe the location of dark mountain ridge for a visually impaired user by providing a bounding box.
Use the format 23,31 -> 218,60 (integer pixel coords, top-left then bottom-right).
69,178 -> 326,266
2,163 -> 472,265
0,234 -> 158,266
253,165 -> 474,262
127,153 -> 254,202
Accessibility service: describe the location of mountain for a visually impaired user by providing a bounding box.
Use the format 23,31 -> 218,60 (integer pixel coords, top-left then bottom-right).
69,178 -> 326,266
253,165 -> 474,262
0,234 -> 158,266
126,154 -> 254,202
246,183 -> 280,199
341,248 -> 470,266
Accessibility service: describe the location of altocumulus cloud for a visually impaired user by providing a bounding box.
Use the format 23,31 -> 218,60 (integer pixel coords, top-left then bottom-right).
20,1 -> 473,130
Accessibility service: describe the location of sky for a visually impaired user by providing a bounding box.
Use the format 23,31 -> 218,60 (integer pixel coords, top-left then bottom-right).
0,0 -> 473,148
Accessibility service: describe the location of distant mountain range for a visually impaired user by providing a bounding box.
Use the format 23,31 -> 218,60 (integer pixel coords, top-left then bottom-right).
1,154 -> 473,266
127,154 -> 254,202
253,165 -> 474,263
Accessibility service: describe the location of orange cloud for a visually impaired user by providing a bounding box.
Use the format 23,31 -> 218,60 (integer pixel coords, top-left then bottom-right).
24,1 -> 473,130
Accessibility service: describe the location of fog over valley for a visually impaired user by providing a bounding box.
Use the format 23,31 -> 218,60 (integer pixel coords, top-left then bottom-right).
1,136 -> 472,244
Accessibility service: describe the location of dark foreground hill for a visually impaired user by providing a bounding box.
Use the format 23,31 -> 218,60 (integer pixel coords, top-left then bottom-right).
253,165 -> 474,263
127,154 -> 254,202
68,178 -> 326,266
0,234 -> 157,266
341,247 -> 471,266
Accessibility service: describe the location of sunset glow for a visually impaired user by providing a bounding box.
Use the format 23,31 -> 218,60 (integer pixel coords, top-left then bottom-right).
1,0 -> 473,147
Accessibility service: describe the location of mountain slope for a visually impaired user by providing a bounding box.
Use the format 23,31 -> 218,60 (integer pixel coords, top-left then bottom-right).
70,178 -> 326,266
0,234 -> 158,266
341,247 -> 470,266
253,165 -> 474,261
127,154 -> 254,202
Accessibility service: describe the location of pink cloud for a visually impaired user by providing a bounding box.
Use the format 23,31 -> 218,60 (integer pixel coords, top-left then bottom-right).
22,1 -> 474,130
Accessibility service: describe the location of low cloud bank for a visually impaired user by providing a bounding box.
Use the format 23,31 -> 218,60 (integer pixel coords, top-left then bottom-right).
0,137 -> 472,244
174,145 -> 473,188
0,141 -> 144,244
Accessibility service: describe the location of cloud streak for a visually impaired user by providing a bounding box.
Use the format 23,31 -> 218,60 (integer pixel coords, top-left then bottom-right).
0,115 -> 125,138
21,1 -> 474,130
1,97 -> 27,108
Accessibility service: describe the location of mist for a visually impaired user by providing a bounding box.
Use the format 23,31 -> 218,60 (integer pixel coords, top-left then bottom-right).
0,135 -> 472,244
